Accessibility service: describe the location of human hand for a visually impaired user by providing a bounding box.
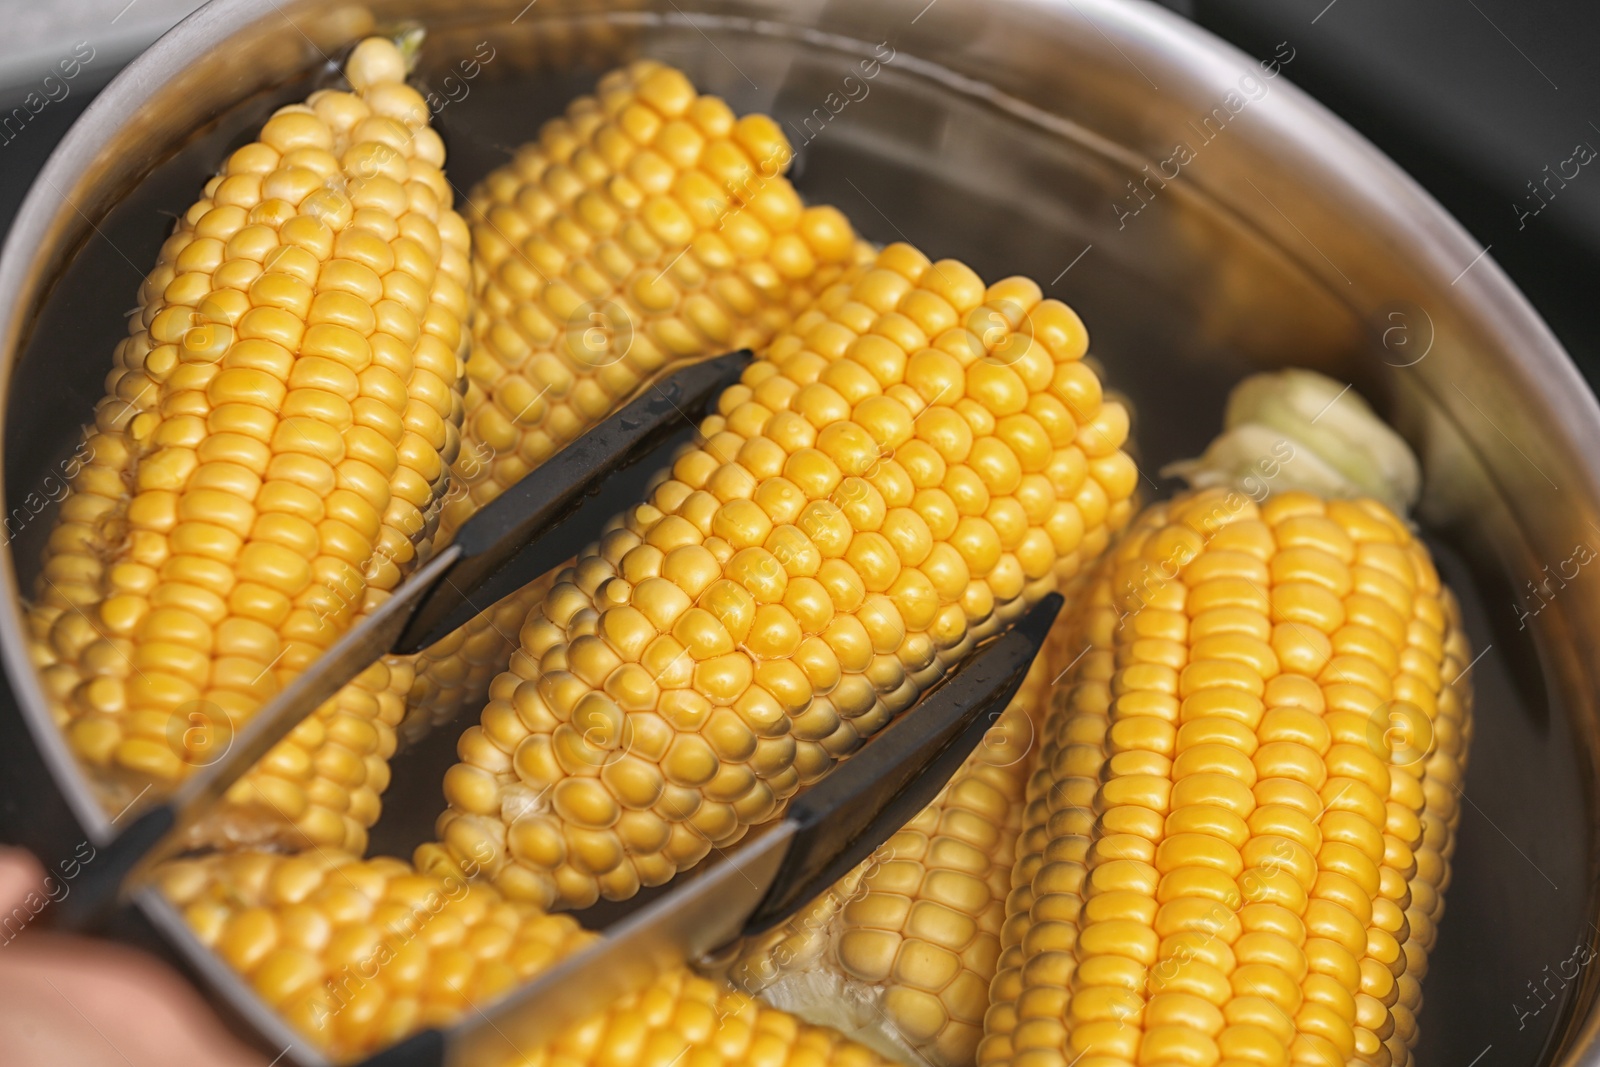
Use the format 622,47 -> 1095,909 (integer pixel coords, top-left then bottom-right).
0,845 -> 267,1067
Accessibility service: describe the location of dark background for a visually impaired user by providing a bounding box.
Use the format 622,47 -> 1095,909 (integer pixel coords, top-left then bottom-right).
1185,0 -> 1600,401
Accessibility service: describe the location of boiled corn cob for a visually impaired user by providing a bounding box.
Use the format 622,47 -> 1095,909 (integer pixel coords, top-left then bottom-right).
506,966 -> 898,1067
435,241 -> 1138,910
445,59 -> 868,532
197,59 -> 871,850
727,648 -> 1056,1067
156,846 -> 896,1065
29,38 -> 469,803
980,376 -> 1472,1067
156,848 -> 588,1058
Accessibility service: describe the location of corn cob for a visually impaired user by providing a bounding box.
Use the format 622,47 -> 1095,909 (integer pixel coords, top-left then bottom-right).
979,378 -> 1472,1067
195,60 -> 871,850
507,967 -> 898,1067
726,648 -> 1056,1067
156,847 -> 896,1065
156,848 -> 588,1058
28,38 -> 469,803
446,58 -> 869,532
435,241 -> 1138,911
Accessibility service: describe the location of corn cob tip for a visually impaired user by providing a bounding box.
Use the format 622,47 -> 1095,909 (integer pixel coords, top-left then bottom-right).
1161,369 -> 1421,515
392,26 -> 429,75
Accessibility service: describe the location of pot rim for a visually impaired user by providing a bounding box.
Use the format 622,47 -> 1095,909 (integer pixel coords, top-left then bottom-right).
0,0 -> 1595,1062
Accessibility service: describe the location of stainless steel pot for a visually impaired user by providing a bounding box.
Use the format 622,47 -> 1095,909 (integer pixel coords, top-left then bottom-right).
0,1 -> 1594,1064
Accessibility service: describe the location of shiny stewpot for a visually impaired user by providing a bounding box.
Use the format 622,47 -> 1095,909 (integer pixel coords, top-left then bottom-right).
0,1 -> 1594,1065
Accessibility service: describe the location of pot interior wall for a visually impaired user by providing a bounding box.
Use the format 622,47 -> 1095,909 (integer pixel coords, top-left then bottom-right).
4,8 -> 1591,1066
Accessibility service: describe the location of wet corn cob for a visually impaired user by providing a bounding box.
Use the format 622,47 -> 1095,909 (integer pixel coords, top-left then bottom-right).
29,38 -> 469,801
445,59 -> 867,533
435,241 -> 1137,911
979,484 -> 1473,1067
508,967 -> 898,1067
156,848 -> 589,1058
195,59 -> 871,850
156,847 -> 896,1065
726,650 -> 1056,1067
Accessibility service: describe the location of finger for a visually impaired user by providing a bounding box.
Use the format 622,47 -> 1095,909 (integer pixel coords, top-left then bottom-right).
0,847 -> 46,912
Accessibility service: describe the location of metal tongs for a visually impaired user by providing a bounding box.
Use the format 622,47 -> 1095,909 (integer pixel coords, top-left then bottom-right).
141,591 -> 1058,1067
359,594 -> 1059,1067
50,350 -> 1062,1065
61,351 -> 758,927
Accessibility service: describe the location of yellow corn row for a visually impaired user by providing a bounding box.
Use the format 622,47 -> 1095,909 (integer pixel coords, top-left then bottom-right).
435,241 -> 1137,911
507,967 -> 898,1067
155,847 -> 896,1065
29,38 -> 469,803
979,488 -> 1472,1067
192,59 -> 871,851
726,650 -> 1055,1067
